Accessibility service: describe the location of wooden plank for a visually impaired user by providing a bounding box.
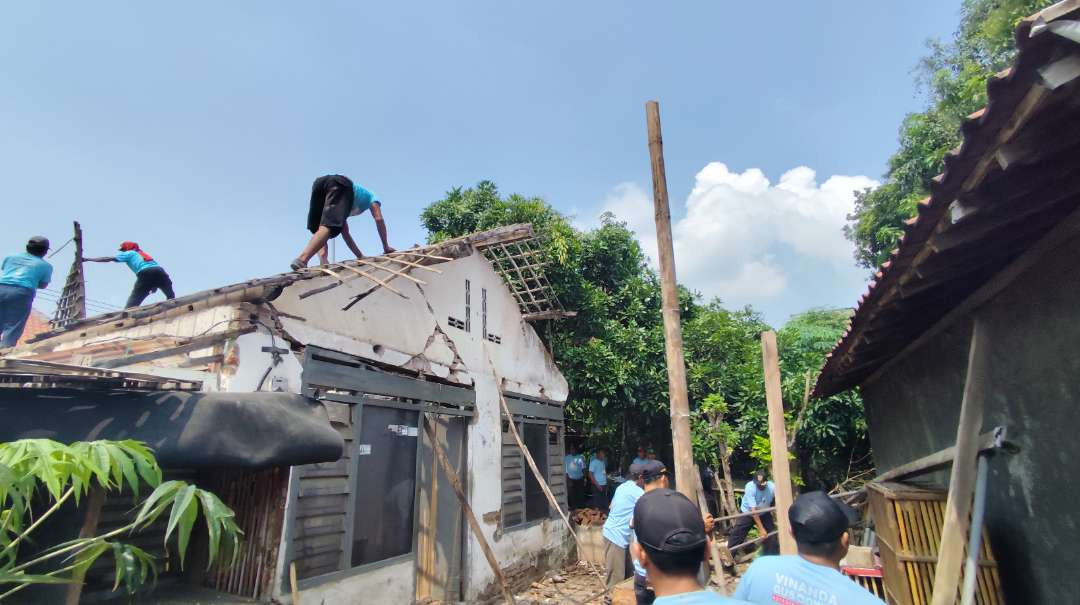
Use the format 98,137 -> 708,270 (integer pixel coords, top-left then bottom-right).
94,326 -> 255,369
875,429 -> 1003,483
421,415 -> 516,605
931,318 -> 990,605
645,100 -> 695,501
761,330 -> 796,555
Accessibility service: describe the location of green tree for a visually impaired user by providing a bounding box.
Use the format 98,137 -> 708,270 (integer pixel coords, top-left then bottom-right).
0,439 -> 241,600
845,0 -> 1054,270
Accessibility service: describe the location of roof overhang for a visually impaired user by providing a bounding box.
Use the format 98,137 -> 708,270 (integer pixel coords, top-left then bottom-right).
816,1 -> 1080,397
0,390 -> 344,468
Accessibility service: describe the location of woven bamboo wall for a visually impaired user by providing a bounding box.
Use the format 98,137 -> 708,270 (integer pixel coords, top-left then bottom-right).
867,482 -> 1003,605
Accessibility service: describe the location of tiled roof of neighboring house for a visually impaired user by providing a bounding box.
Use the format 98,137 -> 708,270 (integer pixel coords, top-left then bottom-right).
15,309 -> 51,346
816,0 -> 1080,396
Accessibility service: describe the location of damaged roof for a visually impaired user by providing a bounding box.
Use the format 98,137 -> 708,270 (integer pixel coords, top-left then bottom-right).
17,223 -> 567,346
816,0 -> 1080,397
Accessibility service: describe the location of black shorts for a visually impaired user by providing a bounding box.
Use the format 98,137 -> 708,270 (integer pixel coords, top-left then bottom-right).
307,174 -> 354,237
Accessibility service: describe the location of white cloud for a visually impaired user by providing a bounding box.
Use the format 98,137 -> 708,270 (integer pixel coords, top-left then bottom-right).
591,163 -> 877,318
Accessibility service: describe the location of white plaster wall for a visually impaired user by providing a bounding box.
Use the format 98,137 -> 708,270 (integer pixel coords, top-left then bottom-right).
270,252 -> 569,400
219,330 -> 304,394
462,375 -> 572,601
283,558 -> 416,605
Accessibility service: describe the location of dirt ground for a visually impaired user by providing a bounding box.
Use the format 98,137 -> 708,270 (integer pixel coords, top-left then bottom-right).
513,560 -> 748,605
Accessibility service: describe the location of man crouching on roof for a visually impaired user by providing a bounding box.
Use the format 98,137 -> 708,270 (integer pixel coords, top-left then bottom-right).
86,241 -> 175,309
291,175 -> 395,271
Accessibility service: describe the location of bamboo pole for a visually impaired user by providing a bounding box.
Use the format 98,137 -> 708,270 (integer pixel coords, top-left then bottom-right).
645,100 -> 695,500
422,414 -> 517,605
337,263 -> 412,295
761,330 -> 796,555
352,258 -> 426,285
931,319 -> 991,605
492,373 -> 608,592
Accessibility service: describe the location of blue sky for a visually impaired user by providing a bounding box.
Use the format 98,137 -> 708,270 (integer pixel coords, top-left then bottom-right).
1,1 -> 961,325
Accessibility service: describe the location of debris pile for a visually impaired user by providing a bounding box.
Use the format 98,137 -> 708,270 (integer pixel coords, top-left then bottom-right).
515,561 -> 606,605
571,507 -> 607,527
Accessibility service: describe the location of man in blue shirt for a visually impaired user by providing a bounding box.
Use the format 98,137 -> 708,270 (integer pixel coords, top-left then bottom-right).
564,444 -> 586,509
602,461 -> 647,588
291,175 -> 395,271
588,449 -> 609,509
733,491 -> 883,604
631,489 -> 749,604
0,236 -> 52,348
727,471 -> 778,558
87,242 -> 175,308
632,446 -> 649,467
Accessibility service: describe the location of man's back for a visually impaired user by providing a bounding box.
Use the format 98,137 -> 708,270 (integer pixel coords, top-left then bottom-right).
654,590 -> 749,604
0,253 -> 51,290
601,480 -> 643,546
733,555 -> 883,605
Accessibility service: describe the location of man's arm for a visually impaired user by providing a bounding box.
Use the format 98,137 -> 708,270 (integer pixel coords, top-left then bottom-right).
369,203 -> 394,254
84,257 -> 117,262
339,222 -> 364,259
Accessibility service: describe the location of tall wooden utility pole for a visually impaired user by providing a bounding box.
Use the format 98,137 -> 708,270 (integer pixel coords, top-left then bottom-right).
761,330 -> 796,555
646,100 -> 694,500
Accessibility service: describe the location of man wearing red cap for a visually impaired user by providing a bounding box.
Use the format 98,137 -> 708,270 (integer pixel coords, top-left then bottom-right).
86,242 -> 175,308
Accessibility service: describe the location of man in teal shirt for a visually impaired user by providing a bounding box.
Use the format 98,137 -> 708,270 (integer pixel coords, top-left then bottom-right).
727,471 -> 778,558
588,450 -> 609,508
631,489 -> 749,604
87,241 -> 175,308
734,491 -> 883,604
564,444 -> 586,508
291,175 -> 395,270
0,236 -> 52,347
632,446 -> 649,467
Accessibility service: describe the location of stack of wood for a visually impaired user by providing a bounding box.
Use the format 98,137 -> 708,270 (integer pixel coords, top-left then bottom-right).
571,508 -> 607,526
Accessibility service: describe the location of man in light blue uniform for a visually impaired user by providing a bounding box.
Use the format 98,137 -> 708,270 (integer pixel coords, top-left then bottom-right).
734,491 -> 883,604
602,461 -> 646,587
727,471 -> 778,558
631,489 -> 750,604
632,446 -> 649,467
0,236 -> 52,347
628,461 -> 671,604
564,444 -> 586,508
588,449 -> 608,508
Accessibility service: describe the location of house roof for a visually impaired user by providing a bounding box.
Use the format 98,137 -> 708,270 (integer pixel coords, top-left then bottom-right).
815,1 -> 1080,397
16,223 -> 566,348
15,309 -> 50,346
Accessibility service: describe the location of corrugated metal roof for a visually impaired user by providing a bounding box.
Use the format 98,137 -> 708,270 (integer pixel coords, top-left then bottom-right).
816,1 -> 1080,396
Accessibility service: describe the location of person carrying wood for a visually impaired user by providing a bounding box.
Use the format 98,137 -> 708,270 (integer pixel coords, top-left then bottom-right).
290,174 -> 394,270
733,491 -> 882,604
630,488 -> 749,604
726,470 -> 778,558
86,242 -> 175,308
0,236 -> 52,347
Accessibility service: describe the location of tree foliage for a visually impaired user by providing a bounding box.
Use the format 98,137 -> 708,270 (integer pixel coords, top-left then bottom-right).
845,0 -> 1054,270
0,439 -> 241,600
422,182 -> 869,488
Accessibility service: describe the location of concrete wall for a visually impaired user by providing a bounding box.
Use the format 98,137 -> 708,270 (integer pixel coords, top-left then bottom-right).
288,558 -> 415,605
862,233 -> 1080,604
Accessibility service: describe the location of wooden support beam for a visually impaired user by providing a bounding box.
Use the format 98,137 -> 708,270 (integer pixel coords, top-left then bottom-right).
692,466 -> 726,587
761,330 -> 796,555
931,318 -> 991,605
63,486 -> 105,605
646,100 -> 695,501
422,414 -> 516,605
352,258 -> 425,285
875,428 -> 1004,483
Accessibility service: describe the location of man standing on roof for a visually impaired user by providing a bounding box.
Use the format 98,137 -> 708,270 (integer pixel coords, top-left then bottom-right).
0,236 -> 52,348
291,175 -> 395,271
726,470 -> 778,560
86,242 -> 175,308
733,491 -> 883,604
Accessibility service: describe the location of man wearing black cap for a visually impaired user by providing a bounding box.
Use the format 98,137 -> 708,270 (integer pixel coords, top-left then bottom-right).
0,236 -> 52,348
733,491 -> 883,604
602,461 -> 654,587
727,470 -> 778,557
630,488 -> 749,604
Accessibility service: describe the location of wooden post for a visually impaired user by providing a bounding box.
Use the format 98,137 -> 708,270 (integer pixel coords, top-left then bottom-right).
931,319 -> 990,605
645,100 -> 695,500
63,486 -> 105,605
692,466 -> 726,588
422,415 -> 516,605
760,331 -> 796,555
